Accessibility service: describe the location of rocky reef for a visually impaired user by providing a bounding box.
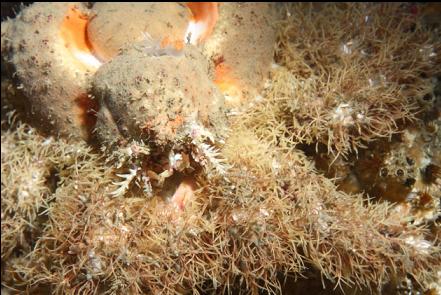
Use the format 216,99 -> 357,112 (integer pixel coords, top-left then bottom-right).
1,2 -> 440,294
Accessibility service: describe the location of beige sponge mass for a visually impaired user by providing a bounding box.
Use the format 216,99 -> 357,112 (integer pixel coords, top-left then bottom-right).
87,3 -> 191,61
92,41 -> 227,146
1,2 -> 99,140
202,3 -> 277,107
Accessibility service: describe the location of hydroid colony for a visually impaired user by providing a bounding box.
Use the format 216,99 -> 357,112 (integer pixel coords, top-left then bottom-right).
1,2 -> 440,294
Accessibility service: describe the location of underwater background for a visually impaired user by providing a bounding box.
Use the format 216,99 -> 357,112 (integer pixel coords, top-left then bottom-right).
1,3 -> 440,294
